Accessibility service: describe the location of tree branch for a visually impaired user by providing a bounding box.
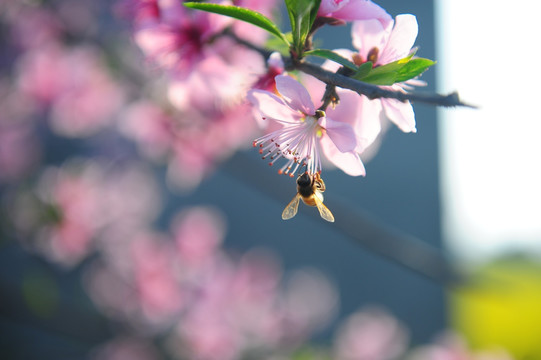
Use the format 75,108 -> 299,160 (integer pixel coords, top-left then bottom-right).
295,61 -> 476,108
223,152 -> 463,285
227,31 -> 475,108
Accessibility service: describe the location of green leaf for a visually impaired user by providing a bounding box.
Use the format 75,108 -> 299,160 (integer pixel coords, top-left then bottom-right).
184,2 -> 289,46
395,58 -> 435,83
353,61 -> 373,79
284,0 -> 321,55
307,0 -> 322,32
304,49 -> 357,71
354,55 -> 435,86
357,61 -> 400,85
265,34 -> 292,56
360,72 -> 397,85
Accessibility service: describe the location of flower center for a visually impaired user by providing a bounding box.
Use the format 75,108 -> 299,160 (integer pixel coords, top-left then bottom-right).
352,47 -> 379,66
367,47 -> 379,63
252,111 -> 326,176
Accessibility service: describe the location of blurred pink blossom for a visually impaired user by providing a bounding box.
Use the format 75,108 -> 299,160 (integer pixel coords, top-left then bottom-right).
16,44 -> 125,137
132,0 -> 231,78
115,0 -> 160,26
130,0 -> 275,78
165,102 -> 259,191
131,234 -> 184,324
85,206 -> 338,360
227,251 -> 284,343
173,207 -> 226,269
118,100 -> 177,161
252,52 -> 285,94
0,80 -> 40,182
84,259 -> 139,322
6,6 -> 63,49
172,251 -> 336,360
92,336 -> 161,360
334,307 -> 409,360
34,164 -> 106,266
56,1 -> 98,35
231,0 -> 280,44
0,122 -> 39,182
281,268 -> 339,340
87,231 -> 184,331
167,46 -> 264,111
11,161 -> 160,267
118,0 -> 280,191
407,333 -> 515,360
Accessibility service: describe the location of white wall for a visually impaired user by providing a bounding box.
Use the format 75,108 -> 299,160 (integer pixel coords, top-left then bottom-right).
436,0 -> 541,261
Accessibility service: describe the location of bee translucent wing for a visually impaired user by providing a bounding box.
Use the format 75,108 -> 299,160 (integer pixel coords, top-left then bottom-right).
314,197 -> 335,222
282,195 -> 301,220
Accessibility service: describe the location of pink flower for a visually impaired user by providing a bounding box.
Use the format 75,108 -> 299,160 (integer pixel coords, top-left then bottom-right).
16,44 -> 125,137
0,80 -> 40,183
282,268 -> 338,338
131,235 -> 184,324
409,333 -> 515,360
133,0 -> 231,78
318,0 -> 392,26
34,164 -> 106,266
351,14 -> 420,133
92,336 -> 161,360
166,102 -> 260,192
333,307 -> 409,360
0,122 -> 39,183
167,47 -> 264,111
11,161 -> 160,267
7,6 -> 63,49
231,0 -> 280,44
173,207 -> 226,270
248,75 -> 365,176
131,0 -> 277,77
251,52 -> 284,93
119,100 -> 177,161
302,68 -> 384,160
115,0 -> 160,26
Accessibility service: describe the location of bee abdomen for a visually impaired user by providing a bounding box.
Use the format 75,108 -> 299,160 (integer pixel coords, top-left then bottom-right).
300,196 -> 317,207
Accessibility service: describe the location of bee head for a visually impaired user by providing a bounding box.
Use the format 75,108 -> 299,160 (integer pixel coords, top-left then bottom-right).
296,172 -> 312,187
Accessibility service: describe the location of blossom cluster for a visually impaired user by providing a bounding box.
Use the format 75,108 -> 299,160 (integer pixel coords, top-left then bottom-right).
88,206 -> 338,360
248,9 -> 421,178
116,0 -> 280,190
0,0 -> 425,190
118,0 -> 425,182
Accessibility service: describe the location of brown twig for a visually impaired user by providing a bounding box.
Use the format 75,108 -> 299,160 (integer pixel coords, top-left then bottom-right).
295,61 -> 476,108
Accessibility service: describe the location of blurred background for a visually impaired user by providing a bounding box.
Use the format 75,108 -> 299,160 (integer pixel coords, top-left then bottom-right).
1,0 -> 540,359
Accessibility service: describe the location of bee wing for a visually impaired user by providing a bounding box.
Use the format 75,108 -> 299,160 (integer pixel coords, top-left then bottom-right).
314,197 -> 335,222
282,194 -> 301,220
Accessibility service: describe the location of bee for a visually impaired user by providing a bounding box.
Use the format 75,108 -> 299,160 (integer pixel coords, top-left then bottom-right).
282,172 -> 335,222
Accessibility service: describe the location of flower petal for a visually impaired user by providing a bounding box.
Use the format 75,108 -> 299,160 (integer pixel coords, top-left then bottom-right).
247,89 -> 300,124
379,14 -> 418,64
331,0 -> 392,26
275,75 -> 315,115
381,98 -> 417,133
319,117 -> 357,153
351,19 -> 392,61
318,0 -> 351,16
320,135 -> 366,176
355,96 -> 384,152
322,48 -> 355,73
325,88 -> 359,128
